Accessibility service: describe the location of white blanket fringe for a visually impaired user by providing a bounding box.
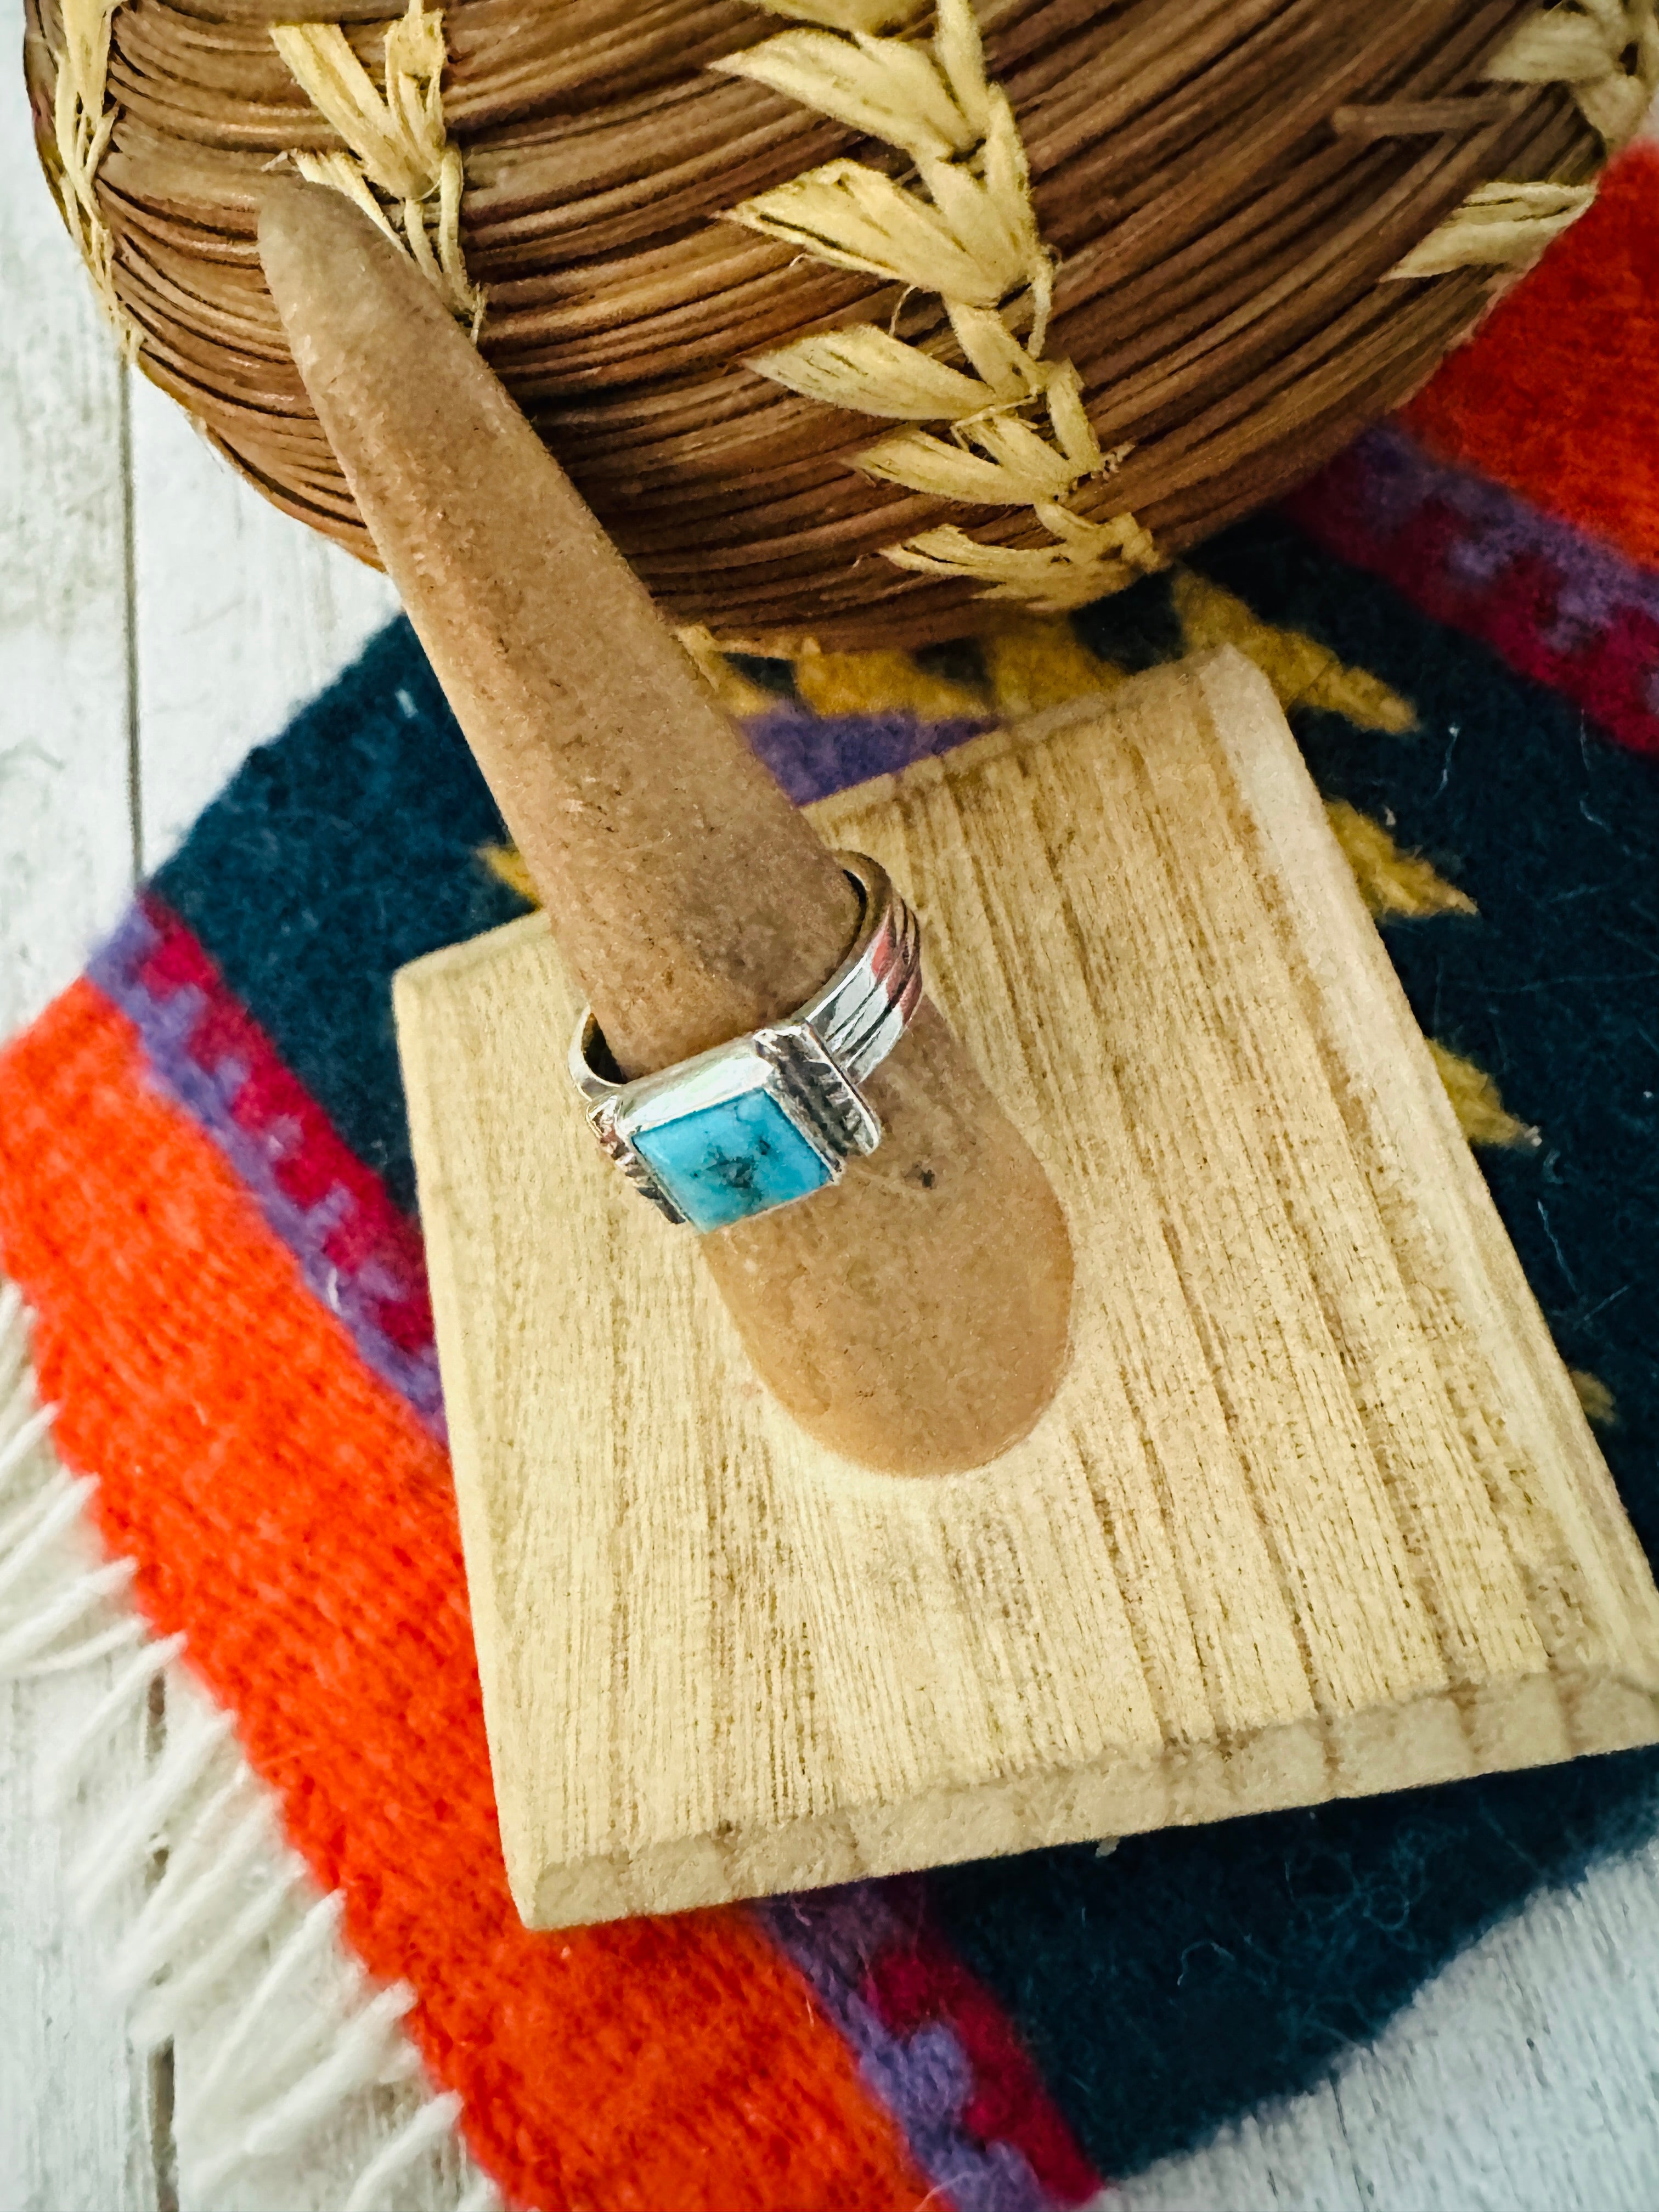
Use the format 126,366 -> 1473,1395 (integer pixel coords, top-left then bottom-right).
0,1278 -> 503,2210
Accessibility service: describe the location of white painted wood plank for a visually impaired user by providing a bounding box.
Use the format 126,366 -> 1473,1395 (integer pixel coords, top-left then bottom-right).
130,379 -> 397,872
0,4 -> 163,2204
0,2 -> 133,1040
0,1677 -> 167,2212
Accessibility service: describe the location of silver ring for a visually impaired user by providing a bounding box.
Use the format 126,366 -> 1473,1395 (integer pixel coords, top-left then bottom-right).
569,853 -> 922,1232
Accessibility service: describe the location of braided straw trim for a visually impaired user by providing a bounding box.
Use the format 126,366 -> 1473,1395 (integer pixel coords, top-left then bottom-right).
48,0 -> 139,358
719,0 -> 1163,613
1388,178 -> 1598,276
1488,0 -> 1659,149
1390,0 -> 1655,278
271,0 -> 482,334
749,0 -> 934,23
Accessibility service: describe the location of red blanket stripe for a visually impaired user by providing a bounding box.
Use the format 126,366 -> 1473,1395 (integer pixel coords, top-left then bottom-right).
1403,144 -> 1659,574
862,1883 -> 1102,2205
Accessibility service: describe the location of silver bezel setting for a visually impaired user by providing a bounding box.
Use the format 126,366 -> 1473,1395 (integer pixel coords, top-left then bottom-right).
585,1029 -> 862,1228
570,851 -> 919,1231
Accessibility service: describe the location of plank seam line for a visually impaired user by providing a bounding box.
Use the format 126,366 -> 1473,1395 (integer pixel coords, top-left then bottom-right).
0,1273 -> 501,2212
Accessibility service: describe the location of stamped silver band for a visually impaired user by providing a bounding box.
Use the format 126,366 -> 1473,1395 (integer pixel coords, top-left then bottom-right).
568,853 -> 922,1231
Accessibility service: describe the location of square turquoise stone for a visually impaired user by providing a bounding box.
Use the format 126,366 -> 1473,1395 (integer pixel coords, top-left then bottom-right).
631,1082 -> 832,1233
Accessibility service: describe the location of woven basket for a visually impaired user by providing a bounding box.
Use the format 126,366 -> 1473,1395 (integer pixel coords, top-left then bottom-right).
24,0 -> 1647,647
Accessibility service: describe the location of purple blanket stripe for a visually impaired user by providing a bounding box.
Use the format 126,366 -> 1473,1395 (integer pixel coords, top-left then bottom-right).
1286,423 -> 1659,757
89,902 -> 449,1438
759,1888 -> 1056,2212
747,707 -> 996,805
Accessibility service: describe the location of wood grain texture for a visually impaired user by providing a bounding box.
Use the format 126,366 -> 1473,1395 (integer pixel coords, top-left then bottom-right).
131,374 -> 397,872
0,0 -> 168,2196
397,647 -> 1659,1931
0,1673 -> 168,2212
0,0 -> 133,1044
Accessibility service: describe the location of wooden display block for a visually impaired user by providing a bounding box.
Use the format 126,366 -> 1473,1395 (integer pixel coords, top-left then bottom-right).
396,648 -> 1659,1930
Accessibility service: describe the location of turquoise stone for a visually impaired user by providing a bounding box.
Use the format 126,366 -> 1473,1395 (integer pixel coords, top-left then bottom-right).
631,1084 -> 832,1232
